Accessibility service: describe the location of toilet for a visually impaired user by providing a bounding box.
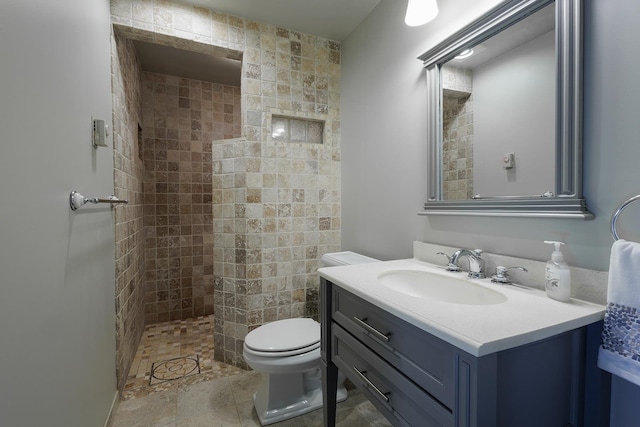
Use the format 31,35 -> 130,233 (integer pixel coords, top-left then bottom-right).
242,251 -> 379,425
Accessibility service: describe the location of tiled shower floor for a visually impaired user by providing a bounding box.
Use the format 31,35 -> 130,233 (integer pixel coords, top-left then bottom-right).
114,315 -> 392,426
122,315 -> 244,400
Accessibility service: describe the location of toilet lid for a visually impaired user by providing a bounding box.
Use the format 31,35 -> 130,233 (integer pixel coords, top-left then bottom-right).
244,318 -> 320,353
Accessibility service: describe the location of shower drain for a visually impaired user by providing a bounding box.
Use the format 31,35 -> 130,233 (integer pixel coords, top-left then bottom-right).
149,355 -> 201,385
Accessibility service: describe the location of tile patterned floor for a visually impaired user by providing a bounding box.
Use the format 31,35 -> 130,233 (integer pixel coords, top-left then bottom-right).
114,315 -> 392,426
123,315 -> 244,399
149,355 -> 200,385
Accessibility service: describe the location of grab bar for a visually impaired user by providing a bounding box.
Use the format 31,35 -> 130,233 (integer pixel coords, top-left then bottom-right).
611,194 -> 640,240
69,190 -> 128,211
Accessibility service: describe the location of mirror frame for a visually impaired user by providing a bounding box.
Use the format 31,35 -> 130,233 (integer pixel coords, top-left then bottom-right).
419,0 -> 593,219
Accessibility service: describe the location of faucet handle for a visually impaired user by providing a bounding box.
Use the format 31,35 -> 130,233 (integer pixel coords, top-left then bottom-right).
472,249 -> 484,257
491,266 -> 528,284
436,252 -> 461,272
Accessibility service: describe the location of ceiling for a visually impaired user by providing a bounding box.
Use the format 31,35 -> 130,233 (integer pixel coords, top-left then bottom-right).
184,0 -> 382,41
133,40 -> 242,86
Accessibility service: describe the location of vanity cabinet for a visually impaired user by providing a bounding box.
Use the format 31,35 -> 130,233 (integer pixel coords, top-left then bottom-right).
320,279 -> 610,427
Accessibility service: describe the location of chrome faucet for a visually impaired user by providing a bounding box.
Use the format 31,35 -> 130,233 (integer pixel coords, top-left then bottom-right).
449,249 -> 486,279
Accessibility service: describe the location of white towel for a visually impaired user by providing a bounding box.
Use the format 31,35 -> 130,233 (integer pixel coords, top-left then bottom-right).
598,239 -> 640,386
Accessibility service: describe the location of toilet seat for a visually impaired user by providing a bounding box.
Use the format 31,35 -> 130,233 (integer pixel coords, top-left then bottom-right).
244,318 -> 320,357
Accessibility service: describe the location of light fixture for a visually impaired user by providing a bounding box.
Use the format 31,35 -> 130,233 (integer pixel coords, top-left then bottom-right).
405,0 -> 439,27
455,48 -> 474,59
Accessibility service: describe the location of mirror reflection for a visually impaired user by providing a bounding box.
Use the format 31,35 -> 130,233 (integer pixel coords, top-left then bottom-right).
441,4 -> 555,200
419,0 -> 591,218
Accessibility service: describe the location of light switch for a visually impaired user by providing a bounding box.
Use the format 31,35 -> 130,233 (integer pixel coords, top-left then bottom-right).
503,152 -> 515,169
92,117 -> 109,148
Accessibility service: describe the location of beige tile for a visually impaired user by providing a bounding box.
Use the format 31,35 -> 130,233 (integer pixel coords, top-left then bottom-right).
113,0 -> 342,373
235,400 -> 262,427
230,371 -> 262,404
177,377 -> 237,418
177,404 -> 241,426
112,389 -> 178,427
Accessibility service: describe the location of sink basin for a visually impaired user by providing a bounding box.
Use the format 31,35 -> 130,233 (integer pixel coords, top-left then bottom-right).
377,269 -> 507,305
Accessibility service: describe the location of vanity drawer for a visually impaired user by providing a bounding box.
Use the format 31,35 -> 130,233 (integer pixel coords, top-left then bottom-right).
333,323 -> 453,427
332,287 -> 455,408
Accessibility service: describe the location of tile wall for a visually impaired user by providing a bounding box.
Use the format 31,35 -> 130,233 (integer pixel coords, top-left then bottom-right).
141,71 -> 241,323
442,65 -> 474,200
111,0 -> 342,368
111,31 -> 147,391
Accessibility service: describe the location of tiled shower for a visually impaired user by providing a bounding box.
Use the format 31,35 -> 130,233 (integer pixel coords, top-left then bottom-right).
141,72 -> 241,324
111,0 -> 342,391
442,65 -> 474,200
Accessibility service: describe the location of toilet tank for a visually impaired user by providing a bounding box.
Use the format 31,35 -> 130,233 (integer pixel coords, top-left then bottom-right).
321,251 -> 379,267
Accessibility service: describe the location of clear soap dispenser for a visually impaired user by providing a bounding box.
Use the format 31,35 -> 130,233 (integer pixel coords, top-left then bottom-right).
543,241 -> 571,302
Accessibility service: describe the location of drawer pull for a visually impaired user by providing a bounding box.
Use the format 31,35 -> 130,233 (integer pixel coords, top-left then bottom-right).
354,367 -> 390,403
353,316 -> 391,342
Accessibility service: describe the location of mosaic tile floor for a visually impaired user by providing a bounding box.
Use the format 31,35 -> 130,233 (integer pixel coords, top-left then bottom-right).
123,315 -> 244,399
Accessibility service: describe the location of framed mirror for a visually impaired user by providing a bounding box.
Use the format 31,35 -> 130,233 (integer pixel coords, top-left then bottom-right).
419,0 -> 593,219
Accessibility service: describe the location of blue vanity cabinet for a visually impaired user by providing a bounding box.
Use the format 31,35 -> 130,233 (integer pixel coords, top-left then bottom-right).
320,279 -> 610,427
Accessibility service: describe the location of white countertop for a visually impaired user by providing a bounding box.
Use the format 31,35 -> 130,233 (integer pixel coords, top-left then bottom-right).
318,258 -> 605,357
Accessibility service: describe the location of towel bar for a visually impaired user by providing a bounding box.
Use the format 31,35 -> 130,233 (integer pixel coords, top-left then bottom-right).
611,194 -> 640,240
69,190 -> 128,211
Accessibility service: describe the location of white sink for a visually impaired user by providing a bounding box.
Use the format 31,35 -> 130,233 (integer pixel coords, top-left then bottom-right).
377,269 -> 507,305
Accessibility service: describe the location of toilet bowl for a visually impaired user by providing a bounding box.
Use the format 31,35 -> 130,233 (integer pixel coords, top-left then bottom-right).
243,317 -> 346,425
242,251 -> 379,425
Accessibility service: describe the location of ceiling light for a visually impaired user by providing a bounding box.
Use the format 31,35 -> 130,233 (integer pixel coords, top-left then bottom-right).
455,49 -> 474,59
405,0 -> 439,27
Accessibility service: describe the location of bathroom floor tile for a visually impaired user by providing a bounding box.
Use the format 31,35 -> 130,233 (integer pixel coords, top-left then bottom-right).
150,355 -> 201,385
113,370 -> 392,427
111,388 -> 178,427
113,315 -> 392,427
177,377 -> 237,419
123,315 -> 243,399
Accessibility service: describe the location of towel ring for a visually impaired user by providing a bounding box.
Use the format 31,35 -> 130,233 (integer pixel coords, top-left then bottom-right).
611,194 -> 640,240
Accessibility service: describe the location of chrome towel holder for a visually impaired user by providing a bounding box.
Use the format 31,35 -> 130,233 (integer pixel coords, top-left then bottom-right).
611,194 -> 640,240
69,190 -> 128,211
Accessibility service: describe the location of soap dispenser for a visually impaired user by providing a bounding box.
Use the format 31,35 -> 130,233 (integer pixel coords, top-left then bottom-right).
543,241 -> 571,302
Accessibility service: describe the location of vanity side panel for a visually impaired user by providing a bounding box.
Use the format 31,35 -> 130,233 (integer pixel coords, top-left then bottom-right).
494,330 -> 578,426
583,322 -> 611,427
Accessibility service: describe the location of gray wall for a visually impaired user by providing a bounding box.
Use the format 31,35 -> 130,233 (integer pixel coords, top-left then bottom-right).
341,0 -> 507,261
474,30 -> 555,197
341,0 -> 640,271
342,0 -> 640,421
0,0 -> 117,426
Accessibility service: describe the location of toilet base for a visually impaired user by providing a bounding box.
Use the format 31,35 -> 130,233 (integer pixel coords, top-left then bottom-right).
252,369 -> 347,426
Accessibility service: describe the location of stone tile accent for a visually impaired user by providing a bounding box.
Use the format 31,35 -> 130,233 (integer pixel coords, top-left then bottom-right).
442,65 -> 474,200
112,31 -> 146,392
122,315 -> 243,399
140,71 -> 241,324
111,0 -> 342,368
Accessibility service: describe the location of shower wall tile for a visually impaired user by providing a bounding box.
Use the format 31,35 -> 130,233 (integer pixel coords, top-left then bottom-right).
112,31 -> 146,392
442,66 -> 474,200
142,71 -> 241,324
113,0 -> 342,368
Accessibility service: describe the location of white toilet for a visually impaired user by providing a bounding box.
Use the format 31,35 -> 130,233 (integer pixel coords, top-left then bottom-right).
242,251 -> 379,425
